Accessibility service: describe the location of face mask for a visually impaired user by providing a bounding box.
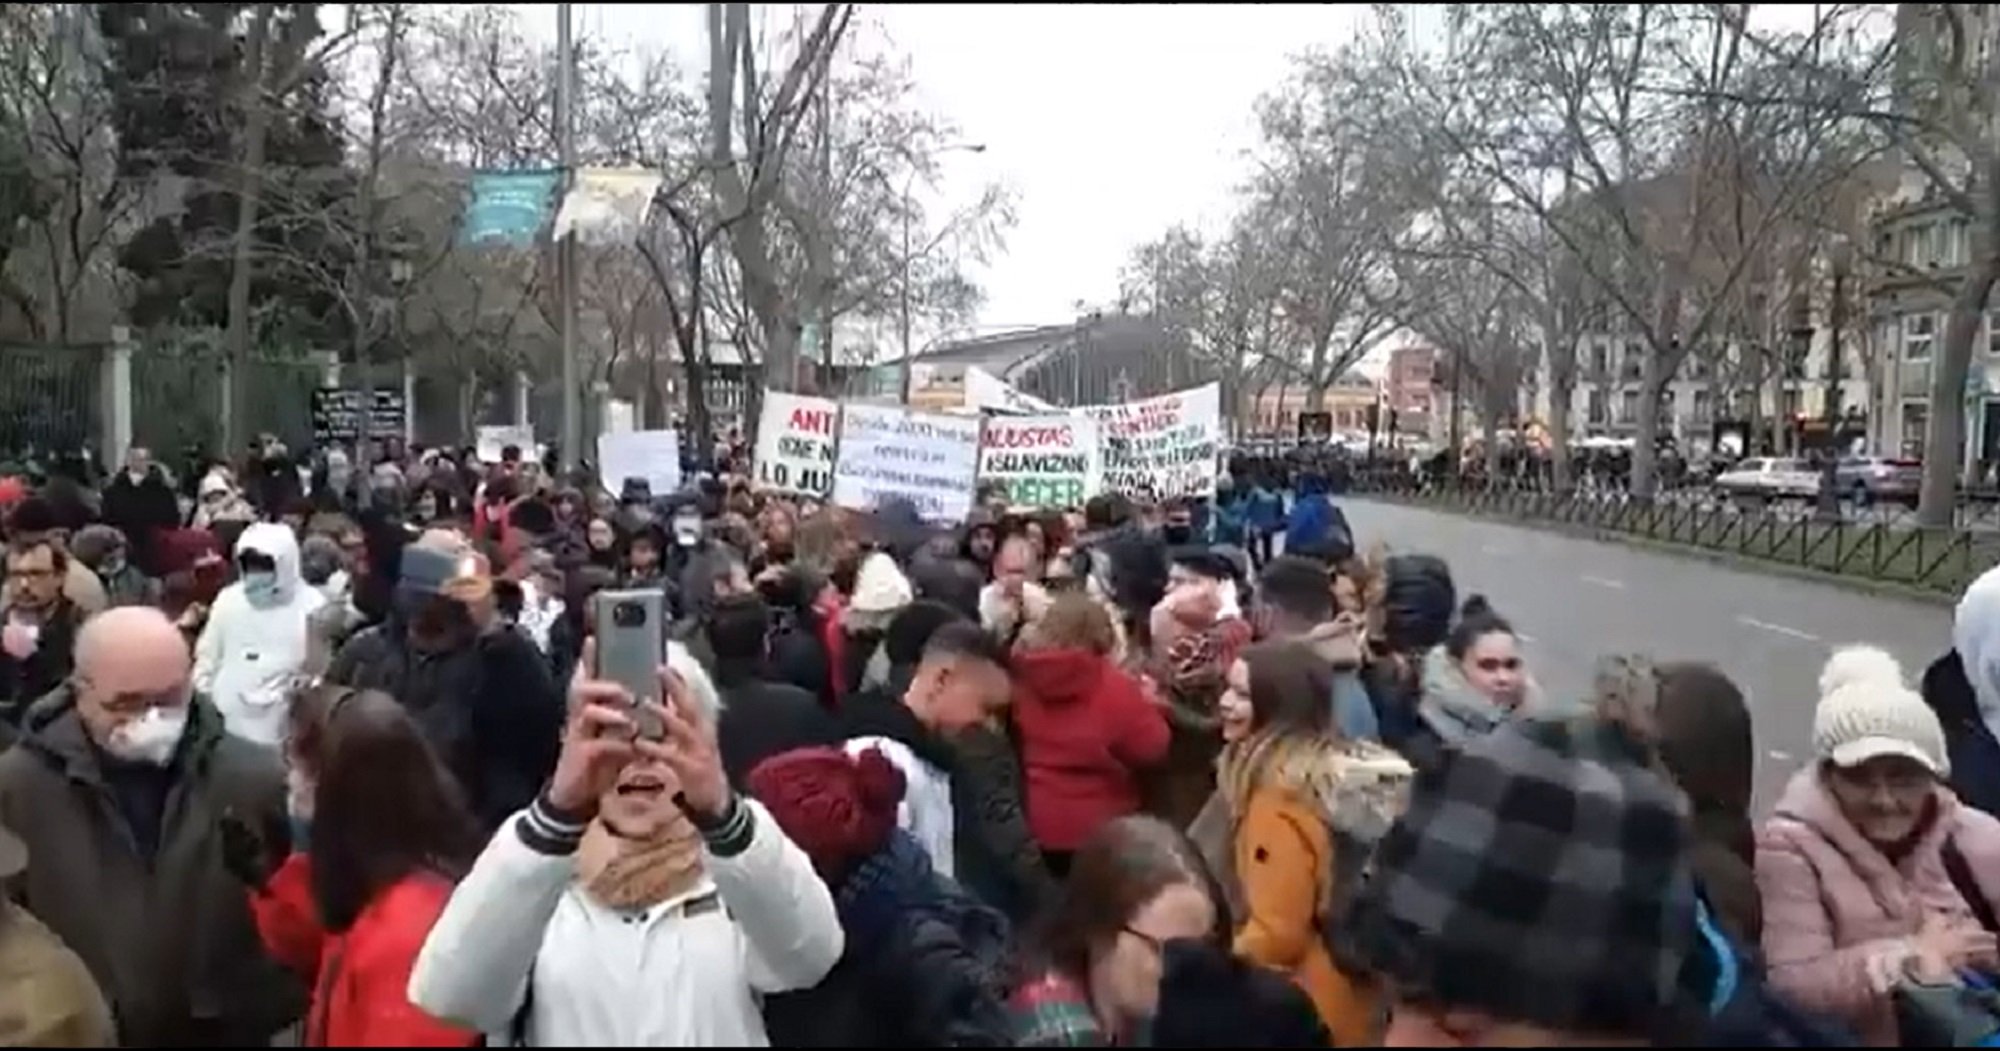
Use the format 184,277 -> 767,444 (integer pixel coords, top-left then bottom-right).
242,571 -> 281,605
672,517 -> 702,547
103,706 -> 188,767
99,555 -> 127,577
1163,524 -> 1192,545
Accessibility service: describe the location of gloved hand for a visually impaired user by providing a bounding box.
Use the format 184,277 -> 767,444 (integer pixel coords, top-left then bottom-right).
218,807 -> 290,889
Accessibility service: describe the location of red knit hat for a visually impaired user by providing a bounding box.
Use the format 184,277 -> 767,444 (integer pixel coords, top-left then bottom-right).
748,746 -> 905,878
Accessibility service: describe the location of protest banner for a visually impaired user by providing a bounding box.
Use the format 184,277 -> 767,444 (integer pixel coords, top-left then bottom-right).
965,366 -> 1059,414
597,429 -> 681,497
832,405 -> 981,522
977,414 -> 1099,509
475,425 -> 536,464
753,391 -> 838,497
552,167 -> 665,247
1079,382 -> 1221,499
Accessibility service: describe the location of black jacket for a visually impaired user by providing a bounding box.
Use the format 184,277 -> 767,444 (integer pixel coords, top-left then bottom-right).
100,471 -> 181,576
713,663 -> 844,790
325,622 -> 563,832
0,602 -> 84,740
838,681 -> 1052,921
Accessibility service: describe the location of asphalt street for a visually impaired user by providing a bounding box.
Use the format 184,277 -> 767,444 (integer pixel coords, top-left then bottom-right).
1342,498 -> 1957,813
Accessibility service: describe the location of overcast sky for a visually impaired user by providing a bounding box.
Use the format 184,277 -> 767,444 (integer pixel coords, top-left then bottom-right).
532,3 -> 1373,335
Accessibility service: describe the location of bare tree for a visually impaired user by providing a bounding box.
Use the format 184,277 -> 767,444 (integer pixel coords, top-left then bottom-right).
771,33 -> 1014,375
1379,4 -> 1870,496
0,4 -> 138,343
1253,47 -> 1413,409
704,2 -> 852,391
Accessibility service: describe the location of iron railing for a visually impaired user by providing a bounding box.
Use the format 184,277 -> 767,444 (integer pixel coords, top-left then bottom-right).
1348,476 -> 2000,596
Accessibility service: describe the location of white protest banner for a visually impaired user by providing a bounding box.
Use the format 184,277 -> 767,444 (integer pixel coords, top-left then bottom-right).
832,404 -> 982,522
475,425 -> 536,464
978,414 -> 1099,509
965,366 -> 1059,414
753,391 -> 838,496
1079,382 -> 1222,499
597,429 -> 681,496
552,167 -> 665,247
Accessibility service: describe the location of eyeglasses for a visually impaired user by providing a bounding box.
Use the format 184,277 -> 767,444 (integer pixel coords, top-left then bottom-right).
1122,925 -> 1166,956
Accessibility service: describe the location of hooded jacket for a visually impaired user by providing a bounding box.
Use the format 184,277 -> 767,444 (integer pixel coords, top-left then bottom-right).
1009,648 -> 1170,852
1929,566 -> 2000,818
0,689 -> 302,1045
193,523 -> 326,748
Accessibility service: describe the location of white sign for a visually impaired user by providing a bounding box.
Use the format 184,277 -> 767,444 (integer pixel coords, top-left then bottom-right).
832,405 -> 982,522
1079,382 -> 1222,499
597,429 -> 682,497
754,391 -> 839,496
966,366 -> 1058,414
978,414 -> 1099,509
475,425 -> 536,464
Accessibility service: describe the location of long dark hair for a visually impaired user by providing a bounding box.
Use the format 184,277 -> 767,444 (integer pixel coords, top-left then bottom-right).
1017,815 -> 1223,984
289,685 -> 482,933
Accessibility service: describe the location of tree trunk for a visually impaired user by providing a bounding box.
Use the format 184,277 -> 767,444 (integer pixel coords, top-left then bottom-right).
1918,256 -> 1999,527
1631,352 -> 1668,499
223,3 -> 273,453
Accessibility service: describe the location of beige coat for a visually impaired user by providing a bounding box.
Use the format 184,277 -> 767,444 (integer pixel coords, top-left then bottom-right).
0,901 -> 114,1047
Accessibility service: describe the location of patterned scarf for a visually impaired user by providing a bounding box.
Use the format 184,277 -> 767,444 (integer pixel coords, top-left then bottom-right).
575,813 -> 706,911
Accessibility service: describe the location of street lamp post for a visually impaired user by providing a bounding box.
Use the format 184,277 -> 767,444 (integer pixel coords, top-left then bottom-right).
1814,239 -> 1852,521
897,143 -> 986,406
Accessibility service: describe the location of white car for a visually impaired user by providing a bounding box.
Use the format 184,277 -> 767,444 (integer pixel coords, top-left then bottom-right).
1712,457 -> 1821,500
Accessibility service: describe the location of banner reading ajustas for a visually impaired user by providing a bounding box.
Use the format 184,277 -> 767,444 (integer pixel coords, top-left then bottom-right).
977,414 -> 1099,509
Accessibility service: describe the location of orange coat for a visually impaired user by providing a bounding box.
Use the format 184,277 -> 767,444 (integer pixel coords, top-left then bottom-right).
1230,786 -> 1383,1047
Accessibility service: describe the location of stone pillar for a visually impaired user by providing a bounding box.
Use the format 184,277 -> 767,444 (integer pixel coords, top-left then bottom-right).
101,327 -> 134,465
315,350 -> 341,388
513,371 -> 532,428
403,366 -> 417,444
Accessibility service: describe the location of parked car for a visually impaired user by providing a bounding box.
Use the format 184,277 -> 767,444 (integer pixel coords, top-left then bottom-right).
1833,455 -> 1922,505
1712,456 -> 1821,501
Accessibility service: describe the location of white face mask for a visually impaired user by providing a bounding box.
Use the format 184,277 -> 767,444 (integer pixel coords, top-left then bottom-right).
672,517 -> 702,547
103,706 -> 189,767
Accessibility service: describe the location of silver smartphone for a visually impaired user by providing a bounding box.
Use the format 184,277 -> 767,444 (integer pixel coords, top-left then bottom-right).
591,588 -> 666,740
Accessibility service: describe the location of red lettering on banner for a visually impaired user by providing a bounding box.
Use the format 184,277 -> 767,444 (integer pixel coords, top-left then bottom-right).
788,407 -> 834,436
986,423 -> 1073,449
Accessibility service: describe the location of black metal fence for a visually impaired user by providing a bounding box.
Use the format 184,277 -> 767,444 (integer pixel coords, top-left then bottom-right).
1349,476 -> 2000,596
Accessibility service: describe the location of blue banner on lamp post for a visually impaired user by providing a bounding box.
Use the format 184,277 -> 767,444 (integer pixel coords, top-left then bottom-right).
461,170 -> 563,247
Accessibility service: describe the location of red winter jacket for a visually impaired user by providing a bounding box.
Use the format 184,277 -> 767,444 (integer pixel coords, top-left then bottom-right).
1011,647 -> 1172,852
247,853 -> 478,1047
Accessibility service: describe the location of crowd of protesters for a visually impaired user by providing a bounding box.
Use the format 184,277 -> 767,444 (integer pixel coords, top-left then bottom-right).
0,430 -> 1991,1048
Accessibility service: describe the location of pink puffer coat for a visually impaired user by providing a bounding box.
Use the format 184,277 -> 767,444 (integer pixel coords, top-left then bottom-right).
1756,767 -> 2000,1045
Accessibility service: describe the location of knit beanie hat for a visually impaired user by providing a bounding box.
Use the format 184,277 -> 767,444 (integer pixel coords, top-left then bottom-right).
1812,645 -> 1947,775
748,746 -> 905,878
1342,717 -> 1696,1039
849,550 -> 913,615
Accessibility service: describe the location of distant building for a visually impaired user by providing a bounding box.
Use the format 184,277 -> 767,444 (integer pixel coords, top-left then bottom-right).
1242,372 -> 1378,439
1384,345 -> 1436,432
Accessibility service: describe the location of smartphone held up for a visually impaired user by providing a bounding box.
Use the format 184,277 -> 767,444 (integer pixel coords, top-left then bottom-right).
590,588 -> 667,741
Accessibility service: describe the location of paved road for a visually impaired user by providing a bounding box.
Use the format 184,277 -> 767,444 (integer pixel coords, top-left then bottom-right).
1342,498 -> 1956,813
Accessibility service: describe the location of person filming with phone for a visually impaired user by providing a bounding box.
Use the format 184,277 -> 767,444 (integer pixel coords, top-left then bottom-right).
407,635 -> 842,1046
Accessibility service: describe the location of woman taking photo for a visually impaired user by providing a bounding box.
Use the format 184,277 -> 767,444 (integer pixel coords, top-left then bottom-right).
222,684 -> 483,1046
1217,640 -> 1412,1046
